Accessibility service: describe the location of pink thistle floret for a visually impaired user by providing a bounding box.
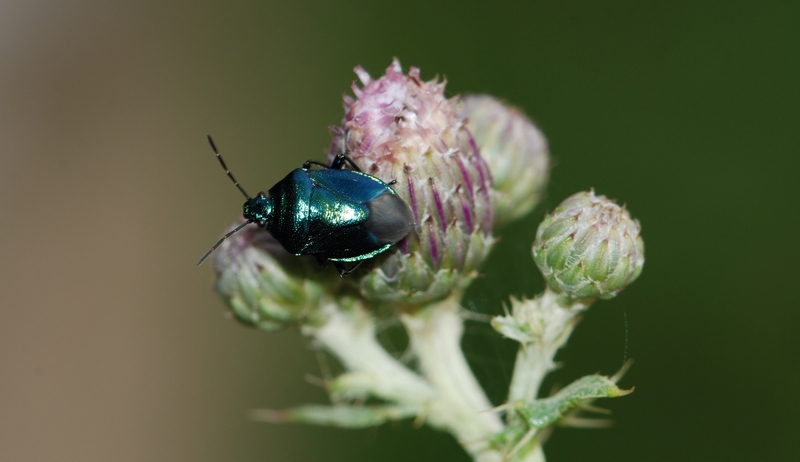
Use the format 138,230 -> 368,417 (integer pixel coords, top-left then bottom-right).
330,59 -> 496,306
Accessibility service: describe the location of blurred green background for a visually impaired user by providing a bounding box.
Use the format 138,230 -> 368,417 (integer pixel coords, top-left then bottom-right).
1,1 -> 797,461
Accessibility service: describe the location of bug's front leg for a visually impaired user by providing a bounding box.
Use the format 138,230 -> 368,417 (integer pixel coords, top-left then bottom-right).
330,154 -> 363,172
303,160 -> 331,170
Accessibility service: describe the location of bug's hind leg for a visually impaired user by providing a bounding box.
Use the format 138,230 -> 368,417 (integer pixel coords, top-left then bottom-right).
316,257 -> 361,276
332,261 -> 362,277
314,256 -> 329,268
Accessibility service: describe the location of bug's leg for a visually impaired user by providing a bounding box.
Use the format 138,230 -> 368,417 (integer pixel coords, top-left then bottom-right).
329,155 -> 346,170
387,179 -> 397,185
331,261 -> 348,275
328,152 -> 363,172
314,256 -> 329,268
332,261 -> 362,277
337,154 -> 363,172
303,160 -> 331,170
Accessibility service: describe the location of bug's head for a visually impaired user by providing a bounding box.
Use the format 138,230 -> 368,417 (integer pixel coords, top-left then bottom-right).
244,192 -> 273,227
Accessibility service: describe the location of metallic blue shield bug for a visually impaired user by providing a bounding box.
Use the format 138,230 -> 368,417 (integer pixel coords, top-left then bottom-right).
197,136 -> 414,276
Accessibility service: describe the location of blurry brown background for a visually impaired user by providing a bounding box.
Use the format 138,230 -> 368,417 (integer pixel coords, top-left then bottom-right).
2,1 -> 798,461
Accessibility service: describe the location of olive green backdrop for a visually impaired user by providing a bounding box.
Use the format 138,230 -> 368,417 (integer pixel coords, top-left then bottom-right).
1,1 -> 797,461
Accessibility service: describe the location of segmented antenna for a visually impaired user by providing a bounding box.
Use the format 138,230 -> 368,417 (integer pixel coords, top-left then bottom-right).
196,220 -> 252,266
197,135 -> 253,267
207,134 -> 250,199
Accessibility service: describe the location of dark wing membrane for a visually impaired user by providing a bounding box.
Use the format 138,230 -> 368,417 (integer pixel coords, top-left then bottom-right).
301,169 -> 411,260
363,192 -> 414,245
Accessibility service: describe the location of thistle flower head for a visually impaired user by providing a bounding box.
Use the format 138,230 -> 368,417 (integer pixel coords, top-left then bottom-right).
457,95 -> 550,228
533,191 -> 644,302
213,222 -> 341,330
330,60 -> 495,306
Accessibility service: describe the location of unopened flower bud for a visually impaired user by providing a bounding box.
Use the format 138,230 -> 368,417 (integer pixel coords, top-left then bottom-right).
330,60 -> 495,306
458,95 -> 549,228
533,191 -> 644,302
213,222 -> 339,330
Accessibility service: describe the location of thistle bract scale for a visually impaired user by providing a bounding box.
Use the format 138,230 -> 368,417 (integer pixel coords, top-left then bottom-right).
458,95 -> 550,228
213,223 -> 339,330
330,60 -> 495,305
533,191 -> 644,301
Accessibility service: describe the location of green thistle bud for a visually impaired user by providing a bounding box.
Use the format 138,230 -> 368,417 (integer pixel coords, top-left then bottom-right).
533,191 -> 644,302
330,60 -> 495,306
213,222 -> 340,330
457,95 -> 550,228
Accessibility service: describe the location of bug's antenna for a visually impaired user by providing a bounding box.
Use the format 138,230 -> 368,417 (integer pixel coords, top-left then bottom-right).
196,220 -> 253,266
207,134 -> 250,199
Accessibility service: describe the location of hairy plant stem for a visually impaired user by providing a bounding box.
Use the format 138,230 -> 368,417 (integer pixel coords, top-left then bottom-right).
303,301 -> 434,405
401,296 -> 504,462
304,297 -> 560,462
498,288 -> 590,461
507,289 -> 588,404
